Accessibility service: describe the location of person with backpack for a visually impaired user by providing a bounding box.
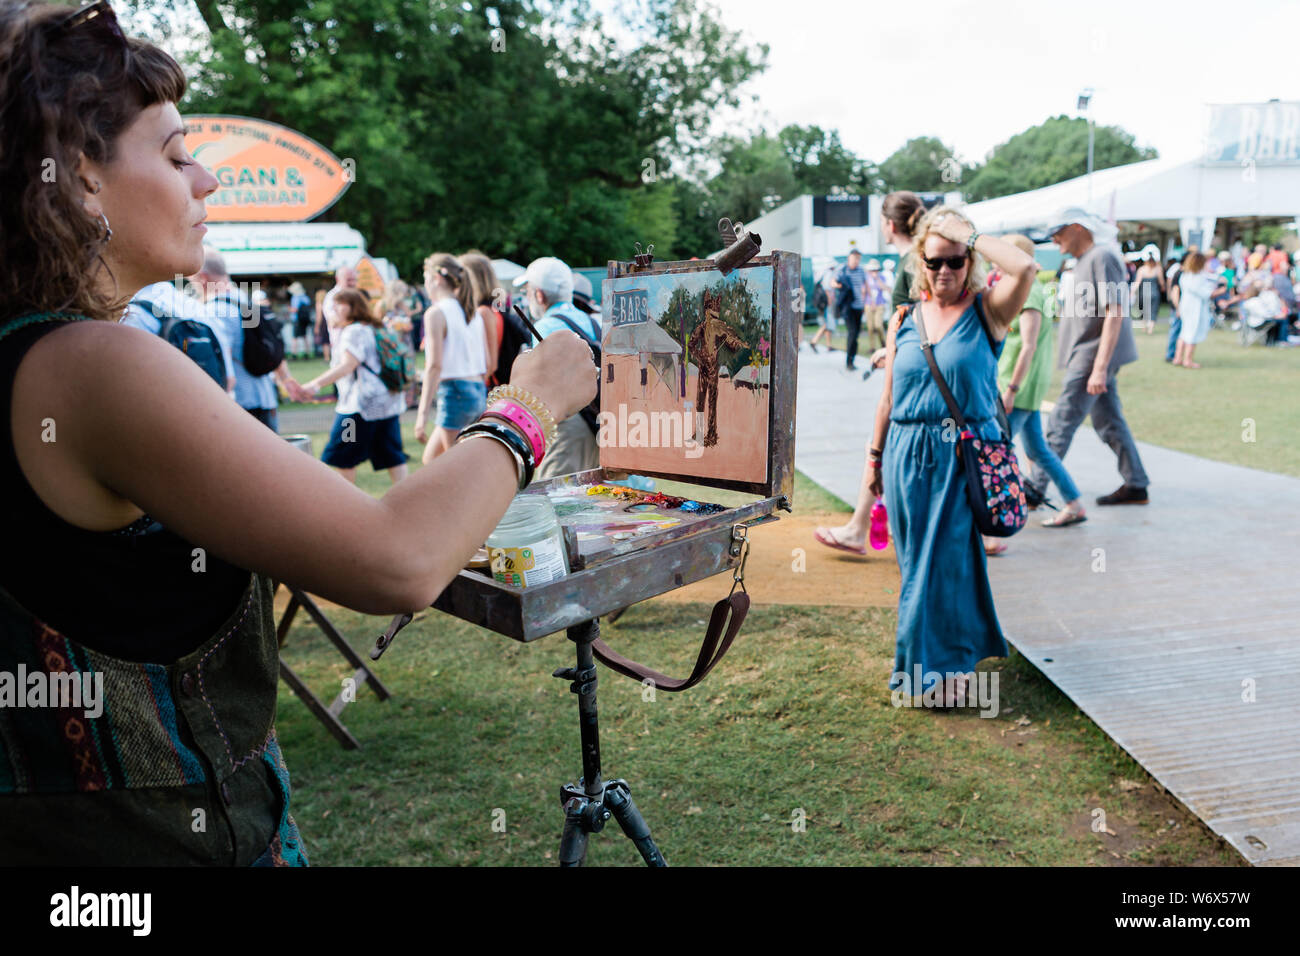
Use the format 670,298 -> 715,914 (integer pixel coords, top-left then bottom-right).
196,248 -> 304,431
288,281 -> 314,359
414,253 -> 487,464
513,256 -> 601,479
299,289 -> 410,485
123,276 -> 234,393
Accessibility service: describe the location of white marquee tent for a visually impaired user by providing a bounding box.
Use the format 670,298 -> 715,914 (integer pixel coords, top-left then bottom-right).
962,157 -> 1300,251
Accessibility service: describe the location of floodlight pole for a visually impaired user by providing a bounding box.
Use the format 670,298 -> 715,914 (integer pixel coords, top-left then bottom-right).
1079,87 -> 1095,209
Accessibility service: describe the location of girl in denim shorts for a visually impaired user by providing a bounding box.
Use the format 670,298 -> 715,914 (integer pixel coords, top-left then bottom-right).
413,253 -> 488,465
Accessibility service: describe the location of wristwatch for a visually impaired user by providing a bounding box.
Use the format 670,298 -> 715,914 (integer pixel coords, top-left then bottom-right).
1008,383 -> 1020,393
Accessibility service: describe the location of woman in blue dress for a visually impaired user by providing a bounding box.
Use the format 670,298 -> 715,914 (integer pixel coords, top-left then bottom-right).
869,207 -> 1038,707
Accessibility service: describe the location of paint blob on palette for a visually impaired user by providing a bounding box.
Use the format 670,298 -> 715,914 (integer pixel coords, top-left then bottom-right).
545,484 -> 726,560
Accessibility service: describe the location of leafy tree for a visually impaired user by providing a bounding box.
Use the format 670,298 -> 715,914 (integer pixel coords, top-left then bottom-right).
705,133 -> 797,227
671,177 -> 721,259
778,124 -> 879,195
125,0 -> 766,275
962,116 -> 1157,201
877,136 -> 967,194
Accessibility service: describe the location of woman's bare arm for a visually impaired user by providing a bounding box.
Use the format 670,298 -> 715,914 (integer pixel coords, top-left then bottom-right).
868,310 -> 902,497
303,348 -> 361,392
978,235 -> 1038,333
478,305 -> 499,385
12,322 -> 591,614
415,306 -> 445,423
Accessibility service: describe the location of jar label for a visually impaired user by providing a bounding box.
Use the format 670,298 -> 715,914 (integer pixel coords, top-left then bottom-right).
490,538 -> 567,588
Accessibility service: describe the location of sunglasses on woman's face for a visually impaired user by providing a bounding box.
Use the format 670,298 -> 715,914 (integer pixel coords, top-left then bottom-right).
923,254 -> 969,272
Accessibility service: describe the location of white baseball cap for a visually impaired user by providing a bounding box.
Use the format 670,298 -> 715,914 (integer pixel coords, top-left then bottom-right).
1044,207 -> 1099,238
512,256 -> 573,301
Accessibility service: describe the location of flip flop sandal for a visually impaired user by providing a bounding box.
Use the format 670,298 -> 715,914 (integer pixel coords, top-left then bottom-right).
814,527 -> 868,556
1042,510 -> 1087,528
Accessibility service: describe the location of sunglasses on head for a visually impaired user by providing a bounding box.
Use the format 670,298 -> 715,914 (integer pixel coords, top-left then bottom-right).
922,254 -> 969,272
51,1 -> 126,44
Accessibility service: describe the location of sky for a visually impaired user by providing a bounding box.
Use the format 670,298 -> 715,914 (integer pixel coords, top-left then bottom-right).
705,0 -> 1300,168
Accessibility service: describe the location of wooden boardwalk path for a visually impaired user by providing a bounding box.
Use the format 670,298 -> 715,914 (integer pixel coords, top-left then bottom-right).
795,346 -> 1300,865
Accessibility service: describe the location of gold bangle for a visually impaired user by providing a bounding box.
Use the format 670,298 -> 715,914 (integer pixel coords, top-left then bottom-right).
486,383 -> 558,449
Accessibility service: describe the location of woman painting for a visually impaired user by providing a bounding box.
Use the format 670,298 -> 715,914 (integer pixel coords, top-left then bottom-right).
0,1 -> 596,864
869,207 -> 1037,707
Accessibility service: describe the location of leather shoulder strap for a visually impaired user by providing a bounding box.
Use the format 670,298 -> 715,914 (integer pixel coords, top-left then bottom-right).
591,592 -> 749,692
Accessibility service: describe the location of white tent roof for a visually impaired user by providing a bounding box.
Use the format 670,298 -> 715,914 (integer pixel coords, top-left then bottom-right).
962,158 -> 1300,234
205,222 -> 367,276
492,259 -> 525,282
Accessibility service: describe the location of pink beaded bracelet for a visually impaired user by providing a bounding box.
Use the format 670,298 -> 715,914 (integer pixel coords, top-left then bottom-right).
482,400 -> 546,463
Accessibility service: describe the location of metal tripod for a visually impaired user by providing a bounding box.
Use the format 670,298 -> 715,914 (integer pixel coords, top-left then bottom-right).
552,619 -> 666,867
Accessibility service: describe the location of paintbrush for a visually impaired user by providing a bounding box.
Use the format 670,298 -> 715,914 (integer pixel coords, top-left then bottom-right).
511,302 -> 545,345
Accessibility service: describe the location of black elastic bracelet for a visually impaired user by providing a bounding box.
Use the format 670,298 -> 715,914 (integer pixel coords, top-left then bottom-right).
459,420 -> 536,489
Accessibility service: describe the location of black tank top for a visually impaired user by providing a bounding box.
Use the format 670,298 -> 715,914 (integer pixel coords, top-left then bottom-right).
0,315 -> 249,663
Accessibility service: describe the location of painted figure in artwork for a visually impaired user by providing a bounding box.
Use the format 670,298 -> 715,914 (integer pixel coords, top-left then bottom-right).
689,289 -> 747,447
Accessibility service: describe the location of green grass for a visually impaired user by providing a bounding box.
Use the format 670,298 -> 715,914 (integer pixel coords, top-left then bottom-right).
1072,318 -> 1300,477
277,600 -> 1239,866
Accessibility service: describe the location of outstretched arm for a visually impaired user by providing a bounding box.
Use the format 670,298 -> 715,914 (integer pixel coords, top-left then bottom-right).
868,309 -> 904,498
14,322 -> 597,615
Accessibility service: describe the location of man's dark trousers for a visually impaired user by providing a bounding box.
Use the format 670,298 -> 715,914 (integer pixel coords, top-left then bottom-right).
844,306 -> 864,368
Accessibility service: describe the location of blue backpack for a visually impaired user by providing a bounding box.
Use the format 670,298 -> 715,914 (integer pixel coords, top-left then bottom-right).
133,300 -> 227,387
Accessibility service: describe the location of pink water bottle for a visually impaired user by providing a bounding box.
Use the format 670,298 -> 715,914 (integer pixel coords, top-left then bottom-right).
869,498 -> 889,550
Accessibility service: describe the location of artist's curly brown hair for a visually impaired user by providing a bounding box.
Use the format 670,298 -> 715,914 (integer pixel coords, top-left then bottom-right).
0,2 -> 186,324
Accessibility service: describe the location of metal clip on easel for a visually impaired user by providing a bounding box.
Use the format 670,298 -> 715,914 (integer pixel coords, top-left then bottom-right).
633,242 -> 655,269
729,524 -> 750,597
715,218 -> 762,276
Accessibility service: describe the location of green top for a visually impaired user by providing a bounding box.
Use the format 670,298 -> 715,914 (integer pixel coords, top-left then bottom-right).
996,279 -> 1056,411
891,253 -> 914,312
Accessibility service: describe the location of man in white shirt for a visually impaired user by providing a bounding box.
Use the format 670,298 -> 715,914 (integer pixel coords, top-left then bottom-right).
321,265 -> 360,362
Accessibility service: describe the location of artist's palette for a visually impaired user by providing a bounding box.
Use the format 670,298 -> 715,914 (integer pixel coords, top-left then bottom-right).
544,483 -> 724,561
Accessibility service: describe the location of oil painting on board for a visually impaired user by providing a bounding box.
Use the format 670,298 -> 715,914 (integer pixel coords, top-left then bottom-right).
598,265 -> 773,483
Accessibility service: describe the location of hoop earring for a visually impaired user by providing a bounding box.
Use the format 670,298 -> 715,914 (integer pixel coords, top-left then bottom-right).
98,212 -> 112,243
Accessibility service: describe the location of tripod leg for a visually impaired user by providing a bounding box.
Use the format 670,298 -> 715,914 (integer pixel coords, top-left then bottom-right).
558,797 -> 589,867
605,782 -> 667,867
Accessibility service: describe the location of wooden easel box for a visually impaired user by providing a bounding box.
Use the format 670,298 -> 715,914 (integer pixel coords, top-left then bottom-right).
433,251 -> 799,642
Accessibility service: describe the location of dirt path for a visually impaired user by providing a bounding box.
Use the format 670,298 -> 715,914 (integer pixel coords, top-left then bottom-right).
648,511 -> 901,607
